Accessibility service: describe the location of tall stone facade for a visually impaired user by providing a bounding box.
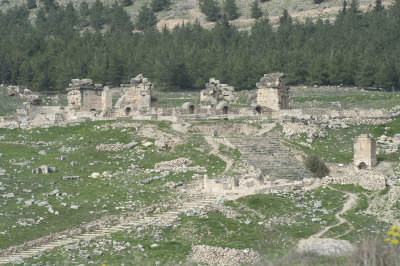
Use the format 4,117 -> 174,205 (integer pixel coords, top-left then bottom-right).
256,73 -> 289,110
354,134 -> 377,170
67,79 -> 112,112
200,78 -> 236,105
115,74 -> 157,115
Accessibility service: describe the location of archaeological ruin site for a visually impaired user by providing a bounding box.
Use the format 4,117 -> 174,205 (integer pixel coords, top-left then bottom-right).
1,72 -> 400,265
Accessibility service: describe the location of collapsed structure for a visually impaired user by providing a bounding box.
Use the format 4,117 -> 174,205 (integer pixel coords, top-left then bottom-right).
115,74 -> 157,116
256,72 -> 289,110
354,134 -> 377,170
67,79 -> 112,112
200,78 -> 237,105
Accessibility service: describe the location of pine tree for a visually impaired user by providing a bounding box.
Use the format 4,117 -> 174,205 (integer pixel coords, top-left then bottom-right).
250,0 -> 262,19
136,4 -> 158,30
374,0 -> 384,12
27,0 -> 37,9
341,0 -> 347,15
199,0 -> 221,22
348,0 -> 360,14
279,8 -> 292,24
223,0 -> 239,20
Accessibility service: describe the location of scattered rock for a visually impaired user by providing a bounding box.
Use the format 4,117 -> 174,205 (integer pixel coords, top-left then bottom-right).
297,238 -> 354,257
63,176 -> 81,180
90,172 -> 100,179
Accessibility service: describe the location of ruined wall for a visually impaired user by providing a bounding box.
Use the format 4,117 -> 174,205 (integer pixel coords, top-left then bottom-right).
67,79 -> 112,112
200,78 -> 236,105
354,134 -> 377,170
116,74 -> 155,115
256,73 -> 289,110
81,89 -> 103,111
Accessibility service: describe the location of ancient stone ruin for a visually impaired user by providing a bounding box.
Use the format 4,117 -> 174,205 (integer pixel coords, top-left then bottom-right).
354,134 -> 377,170
115,74 -> 157,115
256,72 -> 289,110
200,78 -> 236,105
67,79 -> 112,112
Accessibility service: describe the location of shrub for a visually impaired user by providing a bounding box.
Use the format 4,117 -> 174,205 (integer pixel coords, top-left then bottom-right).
350,235 -> 400,265
304,154 -> 329,178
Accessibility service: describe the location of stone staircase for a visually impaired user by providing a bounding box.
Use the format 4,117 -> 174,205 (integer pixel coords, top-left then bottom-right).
0,197 -> 216,265
229,137 -> 311,180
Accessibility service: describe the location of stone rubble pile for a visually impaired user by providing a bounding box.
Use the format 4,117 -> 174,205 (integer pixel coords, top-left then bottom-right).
321,164 -> 386,190
6,85 -> 40,106
32,165 -> 56,174
297,238 -> 354,257
154,158 -> 207,173
188,245 -> 260,266
376,134 -> 400,154
95,141 -> 137,151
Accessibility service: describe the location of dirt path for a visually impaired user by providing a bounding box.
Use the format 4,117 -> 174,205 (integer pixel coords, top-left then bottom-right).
310,187 -> 357,239
204,136 -> 233,173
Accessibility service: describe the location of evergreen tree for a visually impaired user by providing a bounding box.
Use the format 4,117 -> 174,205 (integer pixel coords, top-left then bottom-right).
109,3 -> 134,33
348,0 -> 360,14
341,0 -> 347,15
151,0 -> 170,12
136,4 -> 158,30
374,0 -> 384,12
90,0 -> 105,30
375,61 -> 399,89
250,0 -> 262,19
279,8 -> 292,24
79,2 -> 90,17
27,0 -> 37,9
223,0 -> 239,20
199,0 -> 221,22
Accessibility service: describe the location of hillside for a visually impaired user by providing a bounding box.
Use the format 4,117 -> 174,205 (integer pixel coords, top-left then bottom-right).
1,85 -> 400,264
0,0 -> 394,29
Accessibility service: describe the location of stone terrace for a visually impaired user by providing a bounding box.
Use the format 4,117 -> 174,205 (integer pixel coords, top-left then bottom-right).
229,137 -> 312,180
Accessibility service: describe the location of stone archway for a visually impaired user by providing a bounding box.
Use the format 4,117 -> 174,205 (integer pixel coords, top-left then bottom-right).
125,107 -> 132,116
189,104 -> 195,114
358,162 -> 368,170
223,106 -> 229,114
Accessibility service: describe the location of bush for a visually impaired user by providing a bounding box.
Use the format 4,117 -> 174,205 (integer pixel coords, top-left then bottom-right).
304,154 -> 329,178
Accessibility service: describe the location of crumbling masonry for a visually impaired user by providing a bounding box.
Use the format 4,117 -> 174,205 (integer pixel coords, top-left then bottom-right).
256,72 -> 289,110
354,134 -> 377,170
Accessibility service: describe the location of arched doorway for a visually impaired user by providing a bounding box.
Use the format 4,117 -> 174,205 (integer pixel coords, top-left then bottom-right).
189,105 -> 195,114
255,106 -> 262,114
223,106 -> 229,114
358,162 -> 367,170
125,107 -> 132,116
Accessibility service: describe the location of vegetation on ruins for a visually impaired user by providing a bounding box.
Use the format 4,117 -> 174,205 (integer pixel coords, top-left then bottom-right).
0,1 -> 399,91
